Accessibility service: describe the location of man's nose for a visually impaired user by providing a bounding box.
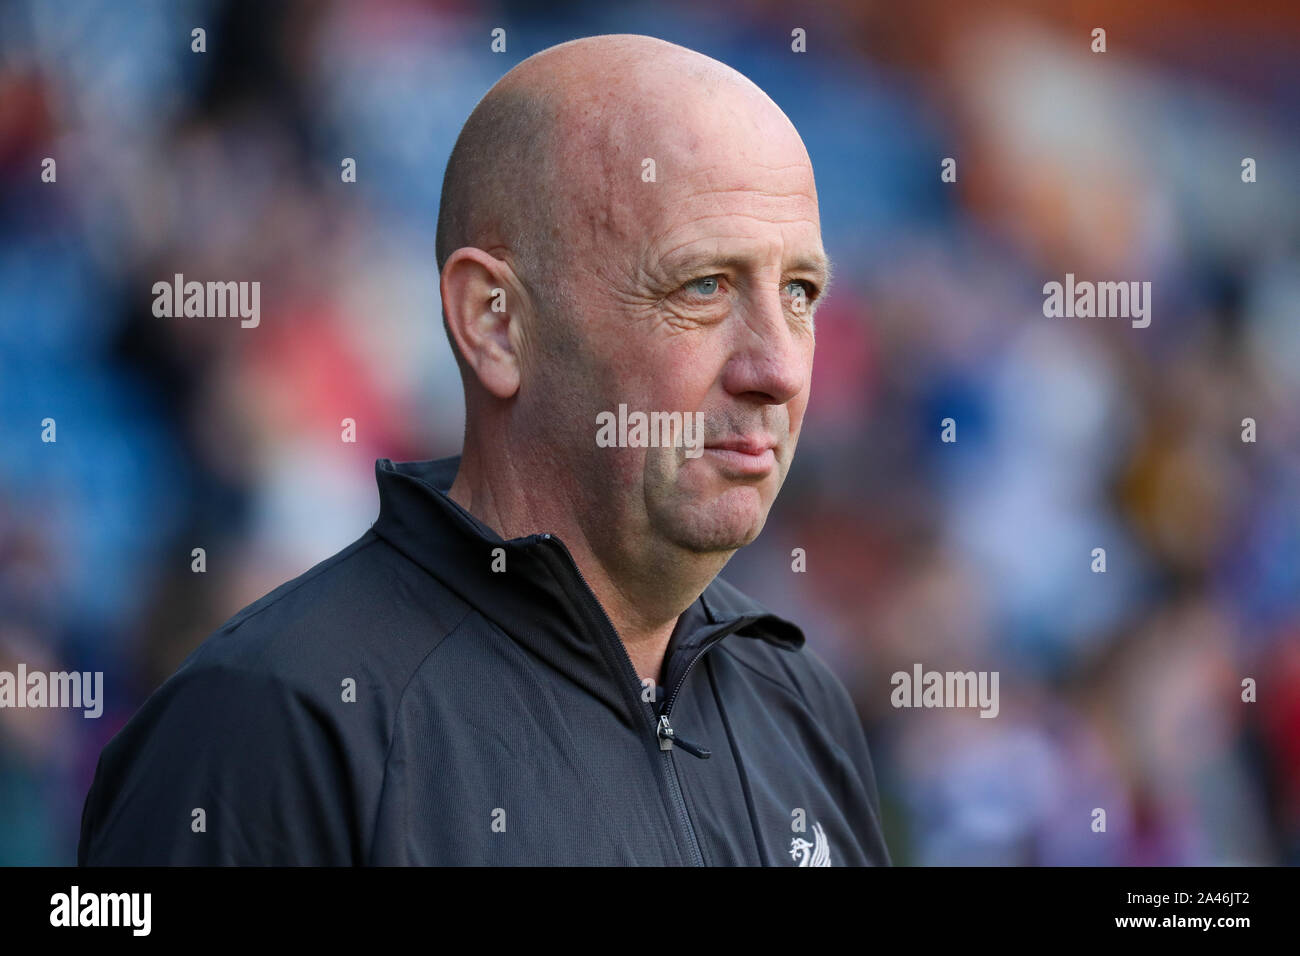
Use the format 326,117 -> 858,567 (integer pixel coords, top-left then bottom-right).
720,286 -> 809,405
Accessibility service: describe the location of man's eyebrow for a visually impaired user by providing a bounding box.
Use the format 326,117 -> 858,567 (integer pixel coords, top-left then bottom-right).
662,249 -> 835,289
796,252 -> 833,292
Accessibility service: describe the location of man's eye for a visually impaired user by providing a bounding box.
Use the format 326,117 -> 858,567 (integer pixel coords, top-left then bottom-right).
684,276 -> 722,296
785,280 -> 818,314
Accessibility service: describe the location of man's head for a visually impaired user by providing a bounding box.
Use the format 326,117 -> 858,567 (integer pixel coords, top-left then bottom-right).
437,34 -> 829,578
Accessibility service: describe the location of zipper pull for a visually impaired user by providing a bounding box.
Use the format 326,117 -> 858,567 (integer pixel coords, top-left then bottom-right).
657,714 -> 711,759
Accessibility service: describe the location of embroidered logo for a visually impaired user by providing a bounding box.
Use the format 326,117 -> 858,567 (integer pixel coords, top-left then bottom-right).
789,820 -> 832,866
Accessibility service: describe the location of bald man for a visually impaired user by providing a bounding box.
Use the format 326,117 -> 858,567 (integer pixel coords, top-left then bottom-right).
79,35 -> 891,867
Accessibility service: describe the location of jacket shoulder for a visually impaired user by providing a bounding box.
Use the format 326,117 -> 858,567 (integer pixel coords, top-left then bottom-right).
79,528 -> 476,864
179,527 -> 472,692
80,659 -> 358,864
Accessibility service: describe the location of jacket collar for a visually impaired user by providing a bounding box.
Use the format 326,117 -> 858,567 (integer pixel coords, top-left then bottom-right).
370,455 -> 804,724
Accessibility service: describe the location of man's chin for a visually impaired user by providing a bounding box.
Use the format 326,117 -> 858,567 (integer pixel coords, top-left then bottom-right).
667,488 -> 770,553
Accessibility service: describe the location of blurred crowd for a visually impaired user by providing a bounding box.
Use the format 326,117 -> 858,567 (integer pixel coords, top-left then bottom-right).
1,0 -> 1296,864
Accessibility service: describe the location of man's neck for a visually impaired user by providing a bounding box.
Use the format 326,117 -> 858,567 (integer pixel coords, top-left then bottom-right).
447,446 -> 728,689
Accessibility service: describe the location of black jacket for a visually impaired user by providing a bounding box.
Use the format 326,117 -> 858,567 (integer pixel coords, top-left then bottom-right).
79,456 -> 891,866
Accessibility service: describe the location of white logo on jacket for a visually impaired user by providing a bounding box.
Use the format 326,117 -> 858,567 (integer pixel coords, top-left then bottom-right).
790,821 -> 832,866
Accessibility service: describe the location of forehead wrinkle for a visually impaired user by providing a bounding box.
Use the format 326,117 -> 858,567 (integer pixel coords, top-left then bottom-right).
639,180 -> 820,252
661,211 -> 822,232
676,159 -> 817,186
673,186 -> 819,205
648,166 -> 820,226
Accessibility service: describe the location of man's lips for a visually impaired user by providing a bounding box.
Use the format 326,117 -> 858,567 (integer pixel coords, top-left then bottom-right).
706,436 -> 776,455
701,437 -> 777,475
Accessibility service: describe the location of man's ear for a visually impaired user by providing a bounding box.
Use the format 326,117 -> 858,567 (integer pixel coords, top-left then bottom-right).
440,247 -> 529,399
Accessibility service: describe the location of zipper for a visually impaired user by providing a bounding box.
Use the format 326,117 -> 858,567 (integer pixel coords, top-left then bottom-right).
658,627 -> 735,728
657,713 -> 711,757
654,629 -> 740,759
537,533 -> 706,867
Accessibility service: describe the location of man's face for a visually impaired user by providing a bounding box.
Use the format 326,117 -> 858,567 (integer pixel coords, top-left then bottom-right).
533,81 -> 826,561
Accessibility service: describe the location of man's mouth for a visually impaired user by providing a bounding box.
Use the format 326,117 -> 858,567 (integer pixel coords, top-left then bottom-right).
701,437 -> 777,476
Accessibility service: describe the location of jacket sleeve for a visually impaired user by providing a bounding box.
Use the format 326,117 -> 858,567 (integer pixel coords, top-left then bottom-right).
79,663 -> 358,865
801,646 -> 893,866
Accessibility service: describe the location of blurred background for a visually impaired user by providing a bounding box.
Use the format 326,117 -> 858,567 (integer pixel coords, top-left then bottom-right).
1,0 -> 1297,865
